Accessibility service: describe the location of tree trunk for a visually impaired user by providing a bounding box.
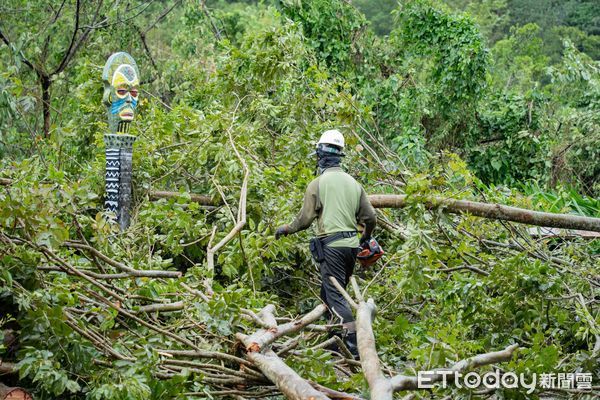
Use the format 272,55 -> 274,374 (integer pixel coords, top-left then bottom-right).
40,75 -> 51,138
369,194 -> 600,232
246,349 -> 329,400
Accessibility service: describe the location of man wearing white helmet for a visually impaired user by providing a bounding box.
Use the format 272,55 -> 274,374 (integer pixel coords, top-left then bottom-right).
275,129 -> 377,358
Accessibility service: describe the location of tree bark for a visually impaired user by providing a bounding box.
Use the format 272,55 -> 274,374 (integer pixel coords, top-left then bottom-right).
241,304 -> 327,352
246,349 -> 329,400
0,383 -> 32,400
369,194 -> 600,232
356,298 -> 393,400
390,344 -> 519,391
41,75 -> 51,138
237,304 -> 330,400
148,190 -> 216,206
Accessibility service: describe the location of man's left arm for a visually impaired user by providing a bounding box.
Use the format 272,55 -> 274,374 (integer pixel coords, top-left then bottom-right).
357,187 -> 377,246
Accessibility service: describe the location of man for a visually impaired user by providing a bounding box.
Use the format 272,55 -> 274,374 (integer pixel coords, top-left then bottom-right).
275,129 -> 377,357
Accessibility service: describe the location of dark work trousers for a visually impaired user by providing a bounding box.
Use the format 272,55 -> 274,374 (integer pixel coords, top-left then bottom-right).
319,245 -> 359,324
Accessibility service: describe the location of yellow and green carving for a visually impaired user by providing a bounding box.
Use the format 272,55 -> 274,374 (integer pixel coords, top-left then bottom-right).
102,52 -> 140,134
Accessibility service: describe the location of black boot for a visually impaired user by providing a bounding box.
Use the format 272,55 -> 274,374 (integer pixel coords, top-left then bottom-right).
344,332 -> 360,360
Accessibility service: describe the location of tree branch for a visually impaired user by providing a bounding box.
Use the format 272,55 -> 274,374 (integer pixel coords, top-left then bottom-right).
64,241 -> 181,278
369,194 -> 600,232
135,301 -> 185,313
52,0 -> 80,75
238,304 -> 326,352
336,276 -> 520,399
236,304 -> 333,400
0,27 -> 41,75
148,190 -> 216,206
206,97 -> 249,287
142,0 -> 182,35
390,344 -> 519,391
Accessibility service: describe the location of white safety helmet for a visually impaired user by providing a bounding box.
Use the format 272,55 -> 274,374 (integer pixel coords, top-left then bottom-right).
317,129 -> 345,149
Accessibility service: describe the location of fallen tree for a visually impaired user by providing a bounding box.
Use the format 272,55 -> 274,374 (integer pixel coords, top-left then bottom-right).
369,194 -> 600,232
2,177 -> 599,232
144,190 -> 600,232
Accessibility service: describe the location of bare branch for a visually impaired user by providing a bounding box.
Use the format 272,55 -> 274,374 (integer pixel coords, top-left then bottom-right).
238,304 -> 327,352
135,301 -> 184,314
180,282 -> 210,302
200,0 -> 222,41
52,0 -> 80,75
329,276 -> 358,309
156,349 -> 253,367
390,344 -> 519,391
236,305 -> 336,399
369,194 -> 600,233
142,0 -> 182,35
206,97 -> 249,287
64,241 -> 181,278
350,276 -> 363,302
0,27 -> 42,76
241,305 -> 277,329
245,348 -> 328,399
433,264 -> 489,276
52,0 -> 104,76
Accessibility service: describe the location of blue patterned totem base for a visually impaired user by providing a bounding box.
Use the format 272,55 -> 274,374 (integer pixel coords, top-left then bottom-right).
104,133 -> 137,230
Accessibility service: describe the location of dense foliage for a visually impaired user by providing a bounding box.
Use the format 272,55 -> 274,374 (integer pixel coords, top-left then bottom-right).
0,0 -> 598,399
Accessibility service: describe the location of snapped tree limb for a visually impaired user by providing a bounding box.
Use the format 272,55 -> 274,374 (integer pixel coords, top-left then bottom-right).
236,304 -> 332,400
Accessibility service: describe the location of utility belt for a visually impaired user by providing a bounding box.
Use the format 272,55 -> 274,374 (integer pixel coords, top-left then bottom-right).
309,231 -> 356,263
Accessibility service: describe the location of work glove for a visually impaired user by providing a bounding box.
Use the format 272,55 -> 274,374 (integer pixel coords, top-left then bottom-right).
275,225 -> 289,240
359,235 -> 371,249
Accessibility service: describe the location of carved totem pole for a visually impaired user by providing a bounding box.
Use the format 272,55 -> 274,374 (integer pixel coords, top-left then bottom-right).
102,52 -> 140,230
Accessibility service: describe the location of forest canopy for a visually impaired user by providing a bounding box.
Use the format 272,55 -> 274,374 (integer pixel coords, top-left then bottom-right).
0,0 -> 598,399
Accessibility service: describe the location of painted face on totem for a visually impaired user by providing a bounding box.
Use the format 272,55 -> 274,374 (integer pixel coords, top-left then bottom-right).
102,52 -> 140,133
111,64 -> 139,121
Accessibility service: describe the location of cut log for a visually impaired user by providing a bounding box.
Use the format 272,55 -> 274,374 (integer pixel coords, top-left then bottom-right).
369,194 -> 600,233
0,384 -> 32,400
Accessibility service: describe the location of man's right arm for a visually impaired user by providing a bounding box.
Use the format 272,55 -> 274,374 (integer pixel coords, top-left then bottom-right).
276,178 -> 320,238
287,178 -> 320,234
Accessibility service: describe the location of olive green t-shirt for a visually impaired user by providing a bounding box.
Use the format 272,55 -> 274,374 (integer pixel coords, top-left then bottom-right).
287,167 -> 376,247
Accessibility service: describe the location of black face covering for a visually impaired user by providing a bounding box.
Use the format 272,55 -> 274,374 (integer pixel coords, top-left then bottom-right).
316,150 -> 342,175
